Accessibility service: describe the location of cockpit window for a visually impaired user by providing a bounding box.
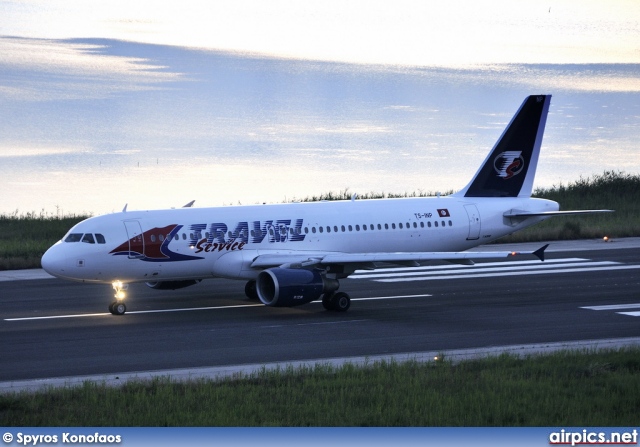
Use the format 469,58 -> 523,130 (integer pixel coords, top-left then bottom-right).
95,234 -> 106,244
82,233 -> 95,244
64,233 -> 83,243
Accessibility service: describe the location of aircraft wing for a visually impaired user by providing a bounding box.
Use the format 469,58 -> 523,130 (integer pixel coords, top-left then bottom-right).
250,245 -> 548,269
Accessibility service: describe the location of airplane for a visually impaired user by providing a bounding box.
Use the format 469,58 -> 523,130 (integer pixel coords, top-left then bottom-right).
41,94 -> 612,315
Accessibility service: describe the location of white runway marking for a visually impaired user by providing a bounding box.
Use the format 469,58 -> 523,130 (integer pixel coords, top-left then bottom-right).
581,303 -> 640,311
375,265 -> 640,283
4,294 -> 432,322
349,257 -> 640,283
581,303 -> 640,318
4,304 -> 264,322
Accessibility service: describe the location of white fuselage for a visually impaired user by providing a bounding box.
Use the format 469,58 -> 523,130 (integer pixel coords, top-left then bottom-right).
41,195 -> 558,285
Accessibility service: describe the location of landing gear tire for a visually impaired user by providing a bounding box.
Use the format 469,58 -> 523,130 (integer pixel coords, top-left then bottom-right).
322,292 -> 334,311
245,280 -> 259,301
331,292 -> 351,312
110,281 -> 128,315
109,301 -> 127,315
322,291 -> 351,312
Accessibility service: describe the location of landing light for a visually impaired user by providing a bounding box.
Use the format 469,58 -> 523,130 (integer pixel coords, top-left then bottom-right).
603,236 -> 610,242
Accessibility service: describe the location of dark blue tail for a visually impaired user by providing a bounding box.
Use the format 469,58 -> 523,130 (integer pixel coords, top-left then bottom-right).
453,95 -> 551,198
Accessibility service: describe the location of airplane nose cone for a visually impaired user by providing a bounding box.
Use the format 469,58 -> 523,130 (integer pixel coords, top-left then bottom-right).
41,244 -> 64,278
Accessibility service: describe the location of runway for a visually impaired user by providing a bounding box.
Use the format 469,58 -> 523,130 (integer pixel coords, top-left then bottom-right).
2,239 -> 640,384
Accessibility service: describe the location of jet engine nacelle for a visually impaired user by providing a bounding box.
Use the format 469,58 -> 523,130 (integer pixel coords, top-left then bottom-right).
256,268 -> 337,307
145,280 -> 202,290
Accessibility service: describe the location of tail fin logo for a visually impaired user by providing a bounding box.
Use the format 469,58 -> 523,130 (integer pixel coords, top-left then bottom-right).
494,151 -> 524,179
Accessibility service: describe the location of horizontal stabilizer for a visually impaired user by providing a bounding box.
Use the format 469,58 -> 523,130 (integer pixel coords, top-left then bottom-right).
504,210 -> 614,218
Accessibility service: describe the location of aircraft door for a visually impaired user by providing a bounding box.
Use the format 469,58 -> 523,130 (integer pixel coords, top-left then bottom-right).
463,204 -> 481,240
123,220 -> 145,259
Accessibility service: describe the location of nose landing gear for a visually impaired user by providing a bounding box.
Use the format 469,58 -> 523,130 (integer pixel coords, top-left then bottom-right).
109,281 -> 128,315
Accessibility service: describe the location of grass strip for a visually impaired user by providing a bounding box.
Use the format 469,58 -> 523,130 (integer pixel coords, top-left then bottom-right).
2,348 -> 640,426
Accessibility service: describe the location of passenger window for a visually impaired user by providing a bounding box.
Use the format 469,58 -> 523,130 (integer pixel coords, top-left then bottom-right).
385,223 -> 389,230
362,225 -> 367,231
319,227 -> 324,233
370,224 -> 374,230
341,225 -> 345,232
81,233 -> 95,244
64,233 -> 83,243
182,233 -> 187,240
327,226 -> 331,233
435,221 -> 439,227
305,227 -> 309,234
95,234 -> 106,244
334,226 -> 338,233
441,221 -> 445,227
348,225 -> 353,231
449,220 -> 453,226
399,223 -> 403,229
355,225 -> 360,231
159,234 -> 165,242
151,235 -> 156,242
420,222 -> 424,228
392,223 -> 396,229
312,227 -> 317,233
413,222 -> 417,228
428,222 -> 432,228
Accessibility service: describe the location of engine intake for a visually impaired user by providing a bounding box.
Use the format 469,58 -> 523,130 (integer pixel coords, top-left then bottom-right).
257,268 -> 337,307
145,280 -> 201,290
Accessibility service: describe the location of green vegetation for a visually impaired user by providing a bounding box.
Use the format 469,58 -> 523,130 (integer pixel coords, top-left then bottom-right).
1,172 -> 638,270
0,210 -> 88,271
502,171 -> 640,243
2,348 -> 640,426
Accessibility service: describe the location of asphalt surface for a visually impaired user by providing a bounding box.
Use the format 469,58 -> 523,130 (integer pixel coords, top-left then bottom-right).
2,239 -> 640,383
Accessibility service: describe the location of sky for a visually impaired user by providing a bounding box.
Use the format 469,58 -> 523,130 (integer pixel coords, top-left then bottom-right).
1,1 -> 639,214
2,0 -> 640,66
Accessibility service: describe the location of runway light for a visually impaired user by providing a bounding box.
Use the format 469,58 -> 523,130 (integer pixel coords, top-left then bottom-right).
603,236 -> 609,242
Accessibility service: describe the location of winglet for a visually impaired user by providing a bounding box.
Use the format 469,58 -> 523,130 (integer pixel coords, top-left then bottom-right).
533,244 -> 549,262
183,200 -> 195,208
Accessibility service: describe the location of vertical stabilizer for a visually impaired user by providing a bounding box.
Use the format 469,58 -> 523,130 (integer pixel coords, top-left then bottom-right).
453,95 -> 551,198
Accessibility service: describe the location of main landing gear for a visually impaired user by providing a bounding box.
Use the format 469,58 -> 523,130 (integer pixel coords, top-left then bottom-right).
243,279 -> 352,312
322,291 -> 351,312
109,281 -> 128,315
